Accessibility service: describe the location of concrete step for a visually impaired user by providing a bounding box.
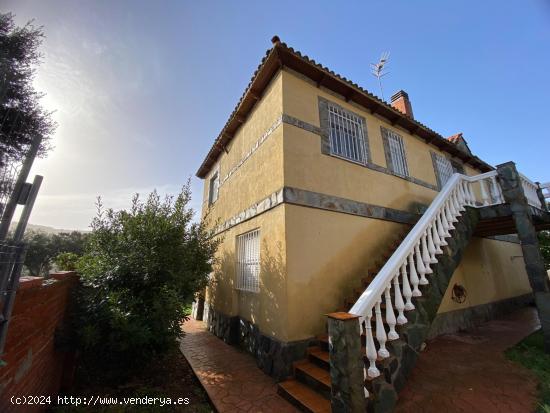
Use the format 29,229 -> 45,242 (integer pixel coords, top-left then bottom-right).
294,359 -> 331,399
307,346 -> 330,370
278,378 -> 331,413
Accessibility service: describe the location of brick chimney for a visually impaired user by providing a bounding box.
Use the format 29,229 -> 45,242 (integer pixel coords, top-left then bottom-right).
391,90 -> 414,119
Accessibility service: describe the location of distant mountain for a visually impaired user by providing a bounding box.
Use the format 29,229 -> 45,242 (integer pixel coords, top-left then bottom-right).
9,222 -> 89,234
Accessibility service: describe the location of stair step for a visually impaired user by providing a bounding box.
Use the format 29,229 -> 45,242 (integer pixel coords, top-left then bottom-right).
295,360 -> 331,387
278,378 -> 331,413
317,334 -> 329,351
307,346 -> 330,369
294,360 -> 331,399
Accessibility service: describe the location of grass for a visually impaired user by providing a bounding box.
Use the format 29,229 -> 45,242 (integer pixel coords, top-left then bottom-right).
506,330 -> 550,413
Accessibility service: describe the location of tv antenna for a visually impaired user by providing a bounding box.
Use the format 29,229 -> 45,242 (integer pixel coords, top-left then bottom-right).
371,52 -> 390,101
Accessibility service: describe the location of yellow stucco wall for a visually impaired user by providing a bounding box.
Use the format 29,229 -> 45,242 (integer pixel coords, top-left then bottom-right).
202,72 -> 290,339
283,206 -> 532,341
201,71 -> 284,223
207,206 -> 289,340
200,66 -> 532,344
284,206 -> 409,340
439,237 -> 532,313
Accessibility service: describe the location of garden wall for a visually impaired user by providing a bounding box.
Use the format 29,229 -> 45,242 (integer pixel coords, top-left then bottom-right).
0,272 -> 78,412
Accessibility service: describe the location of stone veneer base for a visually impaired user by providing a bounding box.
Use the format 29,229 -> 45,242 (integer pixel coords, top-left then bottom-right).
428,293 -> 534,339
202,292 -> 535,382
205,305 -> 315,381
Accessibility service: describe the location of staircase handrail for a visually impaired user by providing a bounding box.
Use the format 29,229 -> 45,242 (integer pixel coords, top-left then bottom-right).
349,171 -> 498,320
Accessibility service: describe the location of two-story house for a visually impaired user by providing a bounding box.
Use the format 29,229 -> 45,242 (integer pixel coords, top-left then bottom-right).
194,37 -> 549,412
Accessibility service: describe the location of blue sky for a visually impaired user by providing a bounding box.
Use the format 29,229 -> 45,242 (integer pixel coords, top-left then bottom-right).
5,0 -> 550,230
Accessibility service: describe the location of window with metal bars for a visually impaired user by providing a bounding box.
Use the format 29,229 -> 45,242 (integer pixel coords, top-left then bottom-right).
208,171 -> 219,205
328,104 -> 368,164
433,153 -> 454,188
236,229 -> 260,293
383,129 -> 409,177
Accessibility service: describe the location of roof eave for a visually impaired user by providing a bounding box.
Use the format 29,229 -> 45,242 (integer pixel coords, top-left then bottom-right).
196,42 -> 493,178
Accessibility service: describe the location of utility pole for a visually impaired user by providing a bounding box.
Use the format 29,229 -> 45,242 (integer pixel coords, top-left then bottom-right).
0,134 -> 42,240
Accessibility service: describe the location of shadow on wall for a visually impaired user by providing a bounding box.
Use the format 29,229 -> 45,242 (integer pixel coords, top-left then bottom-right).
256,242 -> 286,338
209,241 -> 287,339
207,248 -> 235,318
293,222 -> 410,339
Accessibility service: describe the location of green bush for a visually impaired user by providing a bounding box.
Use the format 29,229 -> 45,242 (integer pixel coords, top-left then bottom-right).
54,252 -> 80,271
75,184 -> 218,381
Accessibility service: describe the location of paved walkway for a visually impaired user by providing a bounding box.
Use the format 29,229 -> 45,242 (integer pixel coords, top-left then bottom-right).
395,307 -> 541,413
180,319 -> 298,413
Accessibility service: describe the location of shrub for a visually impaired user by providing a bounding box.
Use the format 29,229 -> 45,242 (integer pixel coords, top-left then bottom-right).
75,183 -> 218,381
54,252 -> 79,271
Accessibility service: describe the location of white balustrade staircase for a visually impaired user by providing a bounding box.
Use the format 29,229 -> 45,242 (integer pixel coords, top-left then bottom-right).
278,171 -> 546,412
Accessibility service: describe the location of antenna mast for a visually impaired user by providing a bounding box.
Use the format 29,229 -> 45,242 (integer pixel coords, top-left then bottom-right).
371,52 -> 390,101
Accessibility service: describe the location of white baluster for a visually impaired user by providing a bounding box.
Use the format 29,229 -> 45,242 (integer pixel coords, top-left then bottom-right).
401,263 -> 414,310
408,252 -> 421,297
451,191 -> 462,216
447,196 -> 457,220
437,213 -> 450,242
480,179 -> 490,206
466,182 -> 475,205
415,244 -> 428,285
457,184 -> 467,210
432,221 -> 444,253
427,225 -> 438,262
421,234 -> 433,273
445,201 -> 456,228
436,212 -> 446,238
393,273 -> 407,325
364,312 -> 380,377
385,286 -> 398,340
497,179 -> 504,204
470,182 -> 477,205
491,176 -> 503,204
375,300 -> 389,358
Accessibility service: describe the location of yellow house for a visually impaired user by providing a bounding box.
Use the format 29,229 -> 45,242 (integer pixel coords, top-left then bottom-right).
195,37 -> 548,411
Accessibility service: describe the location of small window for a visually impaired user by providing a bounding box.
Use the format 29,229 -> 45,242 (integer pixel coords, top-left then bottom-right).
236,229 -> 260,293
433,153 -> 454,188
328,104 -> 368,164
208,171 -> 219,205
382,128 -> 409,177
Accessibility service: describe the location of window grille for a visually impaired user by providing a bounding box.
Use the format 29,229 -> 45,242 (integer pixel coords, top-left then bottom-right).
236,229 -> 260,292
385,130 -> 409,176
328,104 -> 367,164
434,153 -> 454,188
208,171 -> 219,205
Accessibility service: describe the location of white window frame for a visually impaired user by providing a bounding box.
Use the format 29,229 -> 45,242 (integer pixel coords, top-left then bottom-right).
328,103 -> 368,164
236,229 -> 260,293
434,153 -> 454,188
385,129 -> 409,177
208,169 -> 219,206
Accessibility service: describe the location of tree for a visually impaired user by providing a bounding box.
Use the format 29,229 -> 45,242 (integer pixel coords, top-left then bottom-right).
75,184 -> 219,379
51,231 -> 89,256
53,252 -> 79,271
0,12 -> 55,165
23,230 -> 89,276
23,230 -> 56,275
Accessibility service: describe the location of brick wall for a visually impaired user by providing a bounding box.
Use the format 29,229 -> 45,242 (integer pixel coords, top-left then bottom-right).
0,272 -> 78,412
